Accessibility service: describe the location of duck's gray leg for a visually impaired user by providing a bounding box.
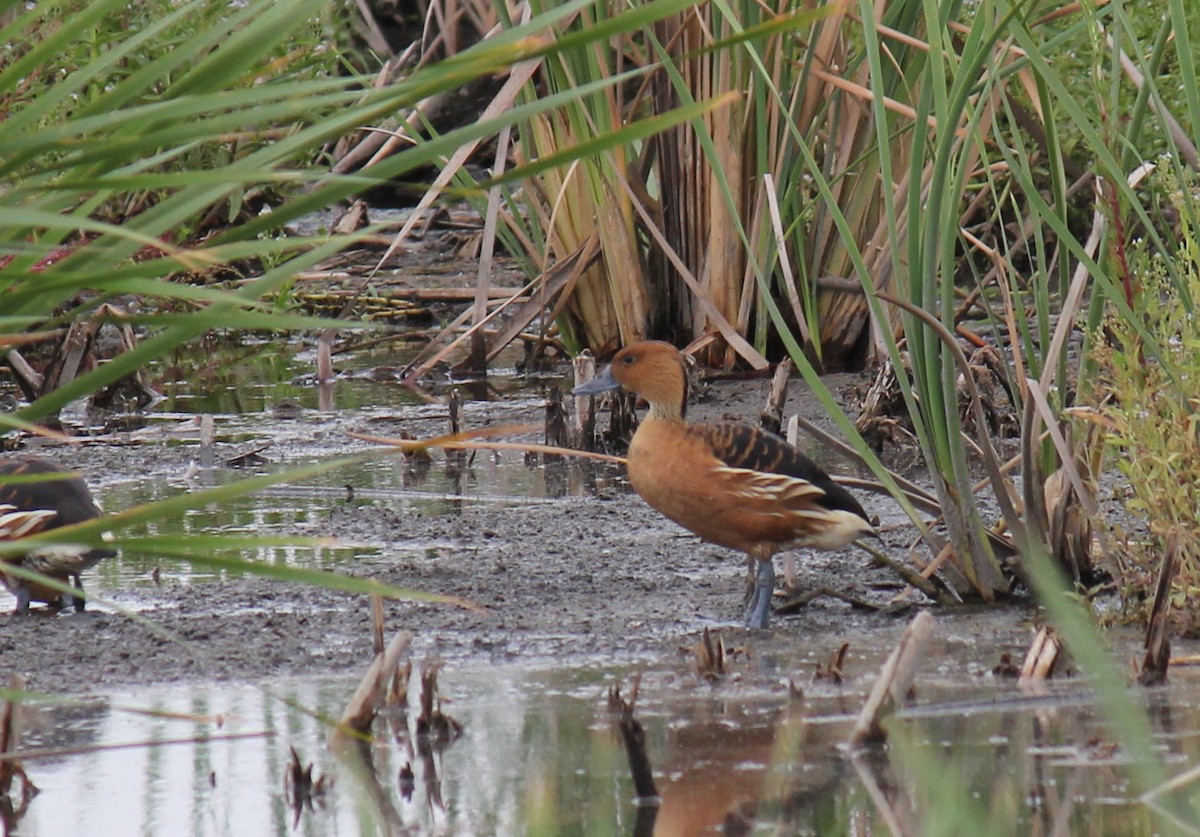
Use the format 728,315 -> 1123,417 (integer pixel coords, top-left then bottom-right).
743,557 -> 774,630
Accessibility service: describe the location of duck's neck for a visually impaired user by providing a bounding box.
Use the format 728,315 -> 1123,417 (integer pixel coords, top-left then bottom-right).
634,357 -> 688,421
645,400 -> 685,423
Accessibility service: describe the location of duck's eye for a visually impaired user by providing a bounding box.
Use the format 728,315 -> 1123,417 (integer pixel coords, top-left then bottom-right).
621,355 -> 636,365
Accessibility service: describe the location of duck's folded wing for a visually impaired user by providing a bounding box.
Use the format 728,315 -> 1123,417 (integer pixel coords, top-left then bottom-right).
694,422 -> 868,519
0,507 -> 56,540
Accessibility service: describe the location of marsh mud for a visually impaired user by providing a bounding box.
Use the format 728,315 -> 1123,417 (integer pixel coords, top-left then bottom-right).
1,360 -> 1040,695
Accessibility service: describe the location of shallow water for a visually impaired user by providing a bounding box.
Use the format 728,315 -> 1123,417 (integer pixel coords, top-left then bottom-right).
89,429 -> 604,592
15,646 -> 1200,836
45,338 -> 598,595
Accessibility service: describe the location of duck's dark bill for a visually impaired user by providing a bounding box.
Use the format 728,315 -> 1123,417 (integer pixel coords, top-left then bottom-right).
571,366 -> 619,396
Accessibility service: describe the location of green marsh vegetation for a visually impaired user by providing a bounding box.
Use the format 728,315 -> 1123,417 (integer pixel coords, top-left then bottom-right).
0,0 -> 708,586
4,0 -> 1200,830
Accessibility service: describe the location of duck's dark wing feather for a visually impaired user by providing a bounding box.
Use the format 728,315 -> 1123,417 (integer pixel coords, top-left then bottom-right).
693,422 -> 870,521
0,458 -> 103,526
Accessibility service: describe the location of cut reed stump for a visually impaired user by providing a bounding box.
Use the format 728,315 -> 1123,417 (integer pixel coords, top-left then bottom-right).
758,358 -> 793,436
0,675 -> 38,828
7,304 -> 159,416
330,630 -> 414,740
446,388 -> 470,471
608,677 -> 658,802
415,663 -> 463,745
572,351 -> 597,449
846,616 -> 930,836
848,611 -> 934,747
1019,626 -> 1064,685
544,386 -> 569,453
1139,533 -> 1181,687
284,747 -> 330,828
813,642 -> 851,685
688,627 -> 727,682
606,389 -> 637,445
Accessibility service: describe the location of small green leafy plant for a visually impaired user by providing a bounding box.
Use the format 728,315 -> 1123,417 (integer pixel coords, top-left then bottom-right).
1092,173 -> 1200,630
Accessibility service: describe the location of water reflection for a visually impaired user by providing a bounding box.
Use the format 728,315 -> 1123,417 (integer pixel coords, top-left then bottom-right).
0,336 -> 615,610
644,694 -> 798,836
12,658 -> 1200,836
16,657 -> 1200,834
67,445 -> 622,598
150,336 -> 558,417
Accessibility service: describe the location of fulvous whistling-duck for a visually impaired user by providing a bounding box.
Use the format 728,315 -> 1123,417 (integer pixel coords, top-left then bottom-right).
573,341 -> 874,629
0,456 -> 116,614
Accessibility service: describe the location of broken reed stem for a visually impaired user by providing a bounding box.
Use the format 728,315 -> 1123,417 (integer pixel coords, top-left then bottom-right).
759,358 -> 792,435
316,329 -> 337,383
572,352 -> 597,450
388,659 -> 412,709
848,611 -> 935,747
785,413 -> 800,446
609,677 -> 658,802
544,386 -> 569,452
333,631 -> 414,739
0,676 -> 17,795
1140,533 -> 1180,687
849,745 -> 913,837
447,389 -> 463,436
466,123 -> 511,372
371,594 -> 385,657
857,540 -> 953,605
199,415 -> 215,470
691,627 -> 727,681
348,429 -> 627,465
1019,626 -> 1063,685
4,349 -> 43,399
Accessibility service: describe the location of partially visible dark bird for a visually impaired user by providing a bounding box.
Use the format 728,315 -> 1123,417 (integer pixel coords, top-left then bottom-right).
0,455 -> 116,614
573,341 -> 875,629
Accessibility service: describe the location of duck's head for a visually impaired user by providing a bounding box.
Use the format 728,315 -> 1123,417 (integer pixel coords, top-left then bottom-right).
571,341 -> 688,419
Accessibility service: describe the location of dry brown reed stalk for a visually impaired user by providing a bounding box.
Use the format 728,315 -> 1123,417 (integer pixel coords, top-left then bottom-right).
349,429 -> 626,466
607,677 -> 658,801
399,238 -> 598,383
1019,166 -> 1154,582
4,732 -> 272,764
640,0 -> 907,367
0,331 -> 63,350
1018,626 -> 1063,685
801,1 -> 893,363
689,627 -> 727,681
803,3 -> 1059,365
332,631 -> 414,738
620,174 -> 768,369
464,123 -> 514,371
848,610 -> 934,747
650,5 -> 749,367
1139,533 -> 1180,687
515,84 -> 650,353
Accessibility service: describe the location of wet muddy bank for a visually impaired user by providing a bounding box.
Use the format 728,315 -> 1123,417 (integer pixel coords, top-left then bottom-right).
3,369 -> 1036,694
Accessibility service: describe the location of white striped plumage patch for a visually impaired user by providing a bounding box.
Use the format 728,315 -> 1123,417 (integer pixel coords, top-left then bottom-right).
711,466 -> 826,504
0,505 -> 55,540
